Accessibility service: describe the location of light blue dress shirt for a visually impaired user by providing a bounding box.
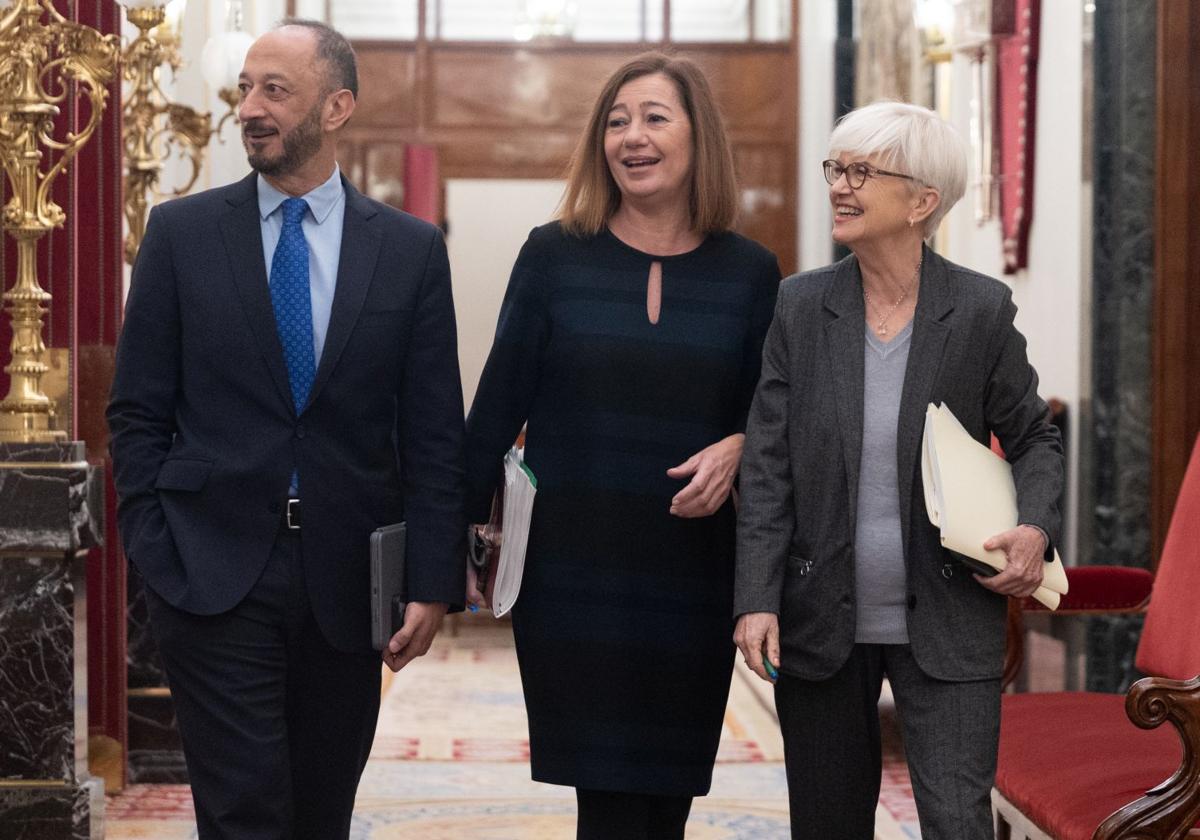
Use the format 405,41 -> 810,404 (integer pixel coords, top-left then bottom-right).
257,166 -> 346,369
258,167 -> 345,497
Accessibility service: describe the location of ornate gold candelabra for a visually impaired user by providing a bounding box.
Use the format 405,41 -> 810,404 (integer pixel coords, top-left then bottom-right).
121,2 -> 227,265
0,0 -> 119,442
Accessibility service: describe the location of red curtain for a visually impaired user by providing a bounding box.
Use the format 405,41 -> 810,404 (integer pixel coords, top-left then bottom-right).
995,0 -> 1041,274
402,143 -> 442,226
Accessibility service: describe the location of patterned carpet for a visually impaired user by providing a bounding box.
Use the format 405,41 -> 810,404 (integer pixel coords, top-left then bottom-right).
105,613 -> 920,838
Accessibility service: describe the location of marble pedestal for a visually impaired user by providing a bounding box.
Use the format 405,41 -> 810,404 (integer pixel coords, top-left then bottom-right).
126,567 -> 188,783
0,442 -> 104,840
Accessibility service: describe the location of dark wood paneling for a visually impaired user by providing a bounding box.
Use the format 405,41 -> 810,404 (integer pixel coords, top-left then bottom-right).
733,143 -> 794,271
360,142 -> 409,206
423,47 -> 792,132
351,45 -> 420,127
343,128 -> 579,180
1152,0 -> 1200,563
430,48 -> 613,129
433,128 -> 578,178
347,37 -> 799,273
690,51 -> 794,132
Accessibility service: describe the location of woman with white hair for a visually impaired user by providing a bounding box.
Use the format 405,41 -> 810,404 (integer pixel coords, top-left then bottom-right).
732,100 -> 1064,839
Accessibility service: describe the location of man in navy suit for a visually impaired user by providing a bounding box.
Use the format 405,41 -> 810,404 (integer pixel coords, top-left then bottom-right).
108,20 -> 465,839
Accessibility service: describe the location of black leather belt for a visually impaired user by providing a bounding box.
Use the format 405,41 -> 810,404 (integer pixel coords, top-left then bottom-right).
286,498 -> 301,530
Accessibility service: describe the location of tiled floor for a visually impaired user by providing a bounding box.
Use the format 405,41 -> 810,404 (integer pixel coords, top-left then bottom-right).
105,613 -> 921,839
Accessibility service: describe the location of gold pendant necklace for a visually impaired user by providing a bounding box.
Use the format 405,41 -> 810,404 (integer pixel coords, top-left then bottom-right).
863,255 -> 922,336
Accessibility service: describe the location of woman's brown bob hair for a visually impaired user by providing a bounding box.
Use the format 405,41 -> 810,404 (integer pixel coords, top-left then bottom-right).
558,52 -> 738,237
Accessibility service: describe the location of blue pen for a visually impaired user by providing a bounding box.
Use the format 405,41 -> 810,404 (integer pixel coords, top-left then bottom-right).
762,655 -> 778,681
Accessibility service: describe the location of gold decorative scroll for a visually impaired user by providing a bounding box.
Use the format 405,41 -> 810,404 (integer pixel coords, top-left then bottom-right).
0,0 -> 120,442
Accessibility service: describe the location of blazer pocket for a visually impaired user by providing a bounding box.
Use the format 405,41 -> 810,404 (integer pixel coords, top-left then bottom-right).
154,458 -> 214,492
781,553 -> 818,622
788,553 -> 816,578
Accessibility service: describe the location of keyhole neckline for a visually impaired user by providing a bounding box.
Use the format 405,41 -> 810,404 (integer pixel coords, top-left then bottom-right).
602,225 -> 712,263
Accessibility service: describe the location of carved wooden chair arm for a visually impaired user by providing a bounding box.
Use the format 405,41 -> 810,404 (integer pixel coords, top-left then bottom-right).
1093,675 -> 1200,839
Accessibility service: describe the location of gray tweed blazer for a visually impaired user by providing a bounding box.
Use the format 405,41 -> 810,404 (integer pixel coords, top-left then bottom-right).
734,246 -> 1063,682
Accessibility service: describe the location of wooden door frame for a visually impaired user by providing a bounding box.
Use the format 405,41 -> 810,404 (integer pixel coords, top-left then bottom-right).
1151,0 -> 1200,563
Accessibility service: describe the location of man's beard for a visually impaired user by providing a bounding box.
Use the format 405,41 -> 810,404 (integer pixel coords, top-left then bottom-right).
243,102 -> 323,177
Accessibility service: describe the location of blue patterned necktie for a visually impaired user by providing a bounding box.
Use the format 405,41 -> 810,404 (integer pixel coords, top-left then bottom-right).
269,197 -> 316,414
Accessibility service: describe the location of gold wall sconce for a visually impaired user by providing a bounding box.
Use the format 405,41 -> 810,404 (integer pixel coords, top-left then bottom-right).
913,0 -> 997,225
120,0 -> 209,266
119,0 -> 250,266
0,0 -> 120,442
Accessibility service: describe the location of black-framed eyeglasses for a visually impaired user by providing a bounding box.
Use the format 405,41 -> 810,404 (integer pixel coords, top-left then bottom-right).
822,159 -> 916,189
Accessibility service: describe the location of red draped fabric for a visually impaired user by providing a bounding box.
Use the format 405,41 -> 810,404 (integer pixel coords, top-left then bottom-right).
995,0 -> 1041,274
72,0 -> 129,785
402,144 -> 442,226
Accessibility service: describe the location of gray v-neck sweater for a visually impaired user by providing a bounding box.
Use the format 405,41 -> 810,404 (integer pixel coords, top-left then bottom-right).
854,321 -> 913,644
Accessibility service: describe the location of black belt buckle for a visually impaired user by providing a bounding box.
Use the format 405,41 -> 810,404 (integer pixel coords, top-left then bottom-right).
286,498 -> 301,530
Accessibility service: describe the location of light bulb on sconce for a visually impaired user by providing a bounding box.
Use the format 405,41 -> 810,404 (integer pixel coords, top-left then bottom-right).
913,0 -> 956,62
121,0 -> 187,50
201,0 -> 253,132
160,0 -> 188,48
515,0 -> 577,41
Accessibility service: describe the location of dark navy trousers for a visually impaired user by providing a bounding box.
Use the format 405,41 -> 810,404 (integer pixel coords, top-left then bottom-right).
146,527 -> 382,839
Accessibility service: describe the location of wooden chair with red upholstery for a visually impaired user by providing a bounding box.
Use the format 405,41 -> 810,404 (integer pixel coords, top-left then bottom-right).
992,432 -> 1200,839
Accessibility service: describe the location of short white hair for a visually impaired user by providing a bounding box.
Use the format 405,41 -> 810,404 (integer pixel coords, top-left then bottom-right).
828,100 -> 968,239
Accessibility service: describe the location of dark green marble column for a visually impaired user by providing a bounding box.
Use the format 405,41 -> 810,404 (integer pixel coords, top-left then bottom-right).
1086,0 -> 1157,693
0,442 -> 104,839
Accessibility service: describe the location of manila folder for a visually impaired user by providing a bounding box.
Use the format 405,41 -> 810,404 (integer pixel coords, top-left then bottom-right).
921,403 -> 1067,610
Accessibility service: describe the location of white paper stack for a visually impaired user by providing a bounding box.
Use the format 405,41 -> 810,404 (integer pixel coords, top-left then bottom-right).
921,403 -> 1068,610
492,446 -> 537,618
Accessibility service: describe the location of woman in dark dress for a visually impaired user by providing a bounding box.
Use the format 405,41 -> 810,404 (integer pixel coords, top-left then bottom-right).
464,53 -> 780,840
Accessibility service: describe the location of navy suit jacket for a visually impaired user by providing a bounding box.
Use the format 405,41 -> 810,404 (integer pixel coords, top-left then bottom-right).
108,172 -> 467,651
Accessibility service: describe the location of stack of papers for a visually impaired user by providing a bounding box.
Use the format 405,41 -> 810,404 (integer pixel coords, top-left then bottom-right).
922,403 -> 1068,610
492,446 -> 537,618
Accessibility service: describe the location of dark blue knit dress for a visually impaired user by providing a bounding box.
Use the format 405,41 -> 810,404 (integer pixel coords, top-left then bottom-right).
465,222 -> 779,796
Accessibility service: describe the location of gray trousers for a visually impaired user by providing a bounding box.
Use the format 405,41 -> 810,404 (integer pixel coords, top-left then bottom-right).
774,644 -> 1000,840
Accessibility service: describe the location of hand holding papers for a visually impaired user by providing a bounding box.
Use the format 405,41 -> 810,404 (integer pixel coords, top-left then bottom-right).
474,446 -> 537,618
922,403 -> 1068,610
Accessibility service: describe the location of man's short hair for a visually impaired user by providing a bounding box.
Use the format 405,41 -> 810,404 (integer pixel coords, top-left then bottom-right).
278,18 -> 358,99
